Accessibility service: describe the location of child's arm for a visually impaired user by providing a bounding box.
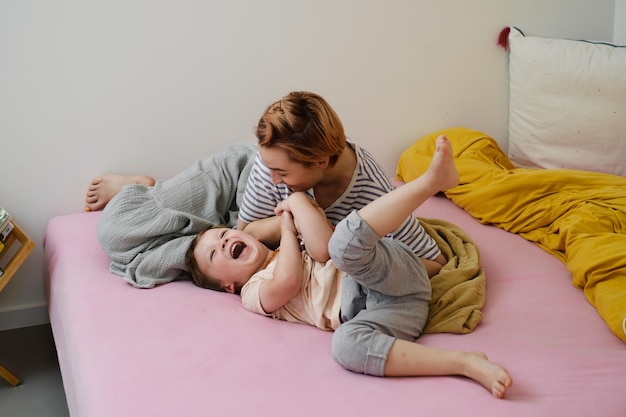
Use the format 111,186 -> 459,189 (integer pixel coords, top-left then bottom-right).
275,192 -> 334,262
258,211 -> 305,314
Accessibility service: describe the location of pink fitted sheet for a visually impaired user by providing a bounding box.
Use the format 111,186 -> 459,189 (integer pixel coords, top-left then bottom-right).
44,195 -> 626,417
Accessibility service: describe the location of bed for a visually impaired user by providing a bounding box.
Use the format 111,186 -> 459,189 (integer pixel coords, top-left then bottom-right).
44,28 -> 626,417
44,181 -> 626,417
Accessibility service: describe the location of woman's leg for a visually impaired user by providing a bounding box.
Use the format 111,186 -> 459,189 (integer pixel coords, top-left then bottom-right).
85,174 -> 155,211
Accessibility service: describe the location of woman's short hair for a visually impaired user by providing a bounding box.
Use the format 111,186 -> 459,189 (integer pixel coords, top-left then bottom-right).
256,91 -> 346,167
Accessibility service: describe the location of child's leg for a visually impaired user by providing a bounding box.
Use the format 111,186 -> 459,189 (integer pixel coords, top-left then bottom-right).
384,339 -> 513,399
358,135 -> 459,238
332,295 -> 512,398
330,215 -> 430,297
330,134 -> 456,294
332,301 -> 428,374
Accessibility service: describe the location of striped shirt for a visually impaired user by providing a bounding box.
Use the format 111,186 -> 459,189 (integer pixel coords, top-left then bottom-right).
238,141 -> 440,260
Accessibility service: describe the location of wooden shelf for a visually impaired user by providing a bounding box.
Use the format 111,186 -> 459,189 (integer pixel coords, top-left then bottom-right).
0,222 -> 35,292
0,221 -> 35,387
0,364 -> 20,386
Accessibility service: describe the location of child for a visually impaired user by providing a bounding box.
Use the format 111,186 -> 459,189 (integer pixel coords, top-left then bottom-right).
185,135 -> 512,398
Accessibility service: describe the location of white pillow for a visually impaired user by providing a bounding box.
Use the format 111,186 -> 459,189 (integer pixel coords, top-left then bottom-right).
507,27 -> 626,177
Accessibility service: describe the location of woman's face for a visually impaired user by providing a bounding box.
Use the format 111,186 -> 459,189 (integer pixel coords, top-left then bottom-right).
259,146 -> 327,192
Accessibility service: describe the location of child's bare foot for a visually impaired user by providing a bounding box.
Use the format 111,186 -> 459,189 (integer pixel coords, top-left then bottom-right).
464,352 -> 513,399
84,174 -> 155,212
425,135 -> 459,191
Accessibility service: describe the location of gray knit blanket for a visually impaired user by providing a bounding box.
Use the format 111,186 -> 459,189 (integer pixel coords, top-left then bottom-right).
97,142 -> 257,288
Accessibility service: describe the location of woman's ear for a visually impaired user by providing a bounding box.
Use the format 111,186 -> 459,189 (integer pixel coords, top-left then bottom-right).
315,157 -> 330,169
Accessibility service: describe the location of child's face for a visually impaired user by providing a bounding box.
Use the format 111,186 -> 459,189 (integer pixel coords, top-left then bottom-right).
193,227 -> 269,293
259,146 -> 327,192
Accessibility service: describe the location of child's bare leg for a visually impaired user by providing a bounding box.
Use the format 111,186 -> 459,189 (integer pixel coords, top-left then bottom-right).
384,339 -> 513,398
358,135 -> 459,237
84,174 -> 155,212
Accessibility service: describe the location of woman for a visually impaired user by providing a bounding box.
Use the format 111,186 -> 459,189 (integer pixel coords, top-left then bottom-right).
238,91 -> 447,276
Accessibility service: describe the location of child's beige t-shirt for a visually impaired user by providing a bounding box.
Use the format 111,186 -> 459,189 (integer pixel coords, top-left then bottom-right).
240,252 -> 344,331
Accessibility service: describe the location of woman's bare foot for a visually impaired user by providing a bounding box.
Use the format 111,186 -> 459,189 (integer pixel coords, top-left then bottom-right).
426,135 -> 460,191
84,174 -> 155,212
463,352 -> 513,399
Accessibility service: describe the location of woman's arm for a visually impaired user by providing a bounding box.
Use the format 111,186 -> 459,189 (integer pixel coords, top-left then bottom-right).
258,211 -> 305,313
420,253 -> 447,278
237,217 -> 282,249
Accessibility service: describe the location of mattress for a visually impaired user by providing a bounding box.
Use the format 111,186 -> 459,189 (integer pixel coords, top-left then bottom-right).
44,195 -> 626,417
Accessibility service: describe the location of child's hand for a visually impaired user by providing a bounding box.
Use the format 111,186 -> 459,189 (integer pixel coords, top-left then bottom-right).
275,200 -> 289,217
280,210 -> 297,235
275,192 -> 310,216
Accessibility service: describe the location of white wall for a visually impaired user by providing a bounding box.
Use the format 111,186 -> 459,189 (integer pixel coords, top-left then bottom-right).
0,0 -> 616,330
615,0 -> 626,43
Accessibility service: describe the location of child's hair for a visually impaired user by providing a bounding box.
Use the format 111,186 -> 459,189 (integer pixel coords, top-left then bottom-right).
256,91 -> 346,167
185,225 -> 228,293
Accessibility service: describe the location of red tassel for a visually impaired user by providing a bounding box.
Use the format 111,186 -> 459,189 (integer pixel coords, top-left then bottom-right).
497,26 -> 510,50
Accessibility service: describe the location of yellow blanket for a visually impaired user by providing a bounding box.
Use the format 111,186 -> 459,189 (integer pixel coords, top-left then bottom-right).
420,218 -> 485,334
397,127 -> 626,343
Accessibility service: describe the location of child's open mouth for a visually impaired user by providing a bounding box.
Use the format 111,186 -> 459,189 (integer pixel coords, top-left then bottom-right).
231,241 -> 246,259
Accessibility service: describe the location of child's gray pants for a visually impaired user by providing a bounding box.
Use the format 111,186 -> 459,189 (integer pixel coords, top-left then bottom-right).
328,211 -> 432,376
